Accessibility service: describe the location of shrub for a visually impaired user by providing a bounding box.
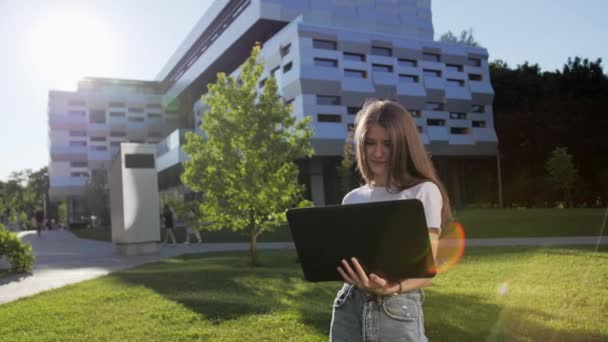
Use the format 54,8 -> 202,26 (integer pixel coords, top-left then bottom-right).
0,224 -> 35,273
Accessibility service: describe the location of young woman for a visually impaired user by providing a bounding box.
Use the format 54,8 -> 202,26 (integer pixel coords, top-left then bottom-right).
330,99 -> 452,341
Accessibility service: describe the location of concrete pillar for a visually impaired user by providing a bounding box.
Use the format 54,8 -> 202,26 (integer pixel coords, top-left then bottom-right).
109,143 -> 161,255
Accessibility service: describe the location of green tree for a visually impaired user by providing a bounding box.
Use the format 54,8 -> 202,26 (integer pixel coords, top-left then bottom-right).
439,28 -> 482,47
337,127 -> 358,198
545,147 -> 579,207
83,170 -> 110,226
181,44 -> 314,265
57,202 -> 68,225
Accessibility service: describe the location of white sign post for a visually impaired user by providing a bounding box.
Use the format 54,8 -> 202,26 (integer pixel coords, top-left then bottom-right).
109,143 -> 161,255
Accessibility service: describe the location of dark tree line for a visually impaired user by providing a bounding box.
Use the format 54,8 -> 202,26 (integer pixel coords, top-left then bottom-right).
491,57 -> 608,207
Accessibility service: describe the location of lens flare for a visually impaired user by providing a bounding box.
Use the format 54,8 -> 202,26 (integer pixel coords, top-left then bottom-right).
435,221 -> 466,273
497,282 -> 509,297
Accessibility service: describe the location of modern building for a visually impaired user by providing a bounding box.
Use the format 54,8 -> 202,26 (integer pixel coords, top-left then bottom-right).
48,0 -> 499,213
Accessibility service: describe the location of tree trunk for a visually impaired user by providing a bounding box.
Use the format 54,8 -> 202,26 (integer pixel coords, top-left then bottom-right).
249,208 -> 257,266
249,228 -> 257,266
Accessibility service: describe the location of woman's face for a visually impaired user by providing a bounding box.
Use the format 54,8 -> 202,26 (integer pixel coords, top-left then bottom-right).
365,124 -> 391,185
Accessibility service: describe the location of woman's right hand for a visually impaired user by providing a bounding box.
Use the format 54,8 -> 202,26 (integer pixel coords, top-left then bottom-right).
337,257 -> 402,295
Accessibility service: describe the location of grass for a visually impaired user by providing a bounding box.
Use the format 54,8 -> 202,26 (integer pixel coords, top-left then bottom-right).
72,208 -> 608,243
455,208 -> 608,238
1,246 -> 607,341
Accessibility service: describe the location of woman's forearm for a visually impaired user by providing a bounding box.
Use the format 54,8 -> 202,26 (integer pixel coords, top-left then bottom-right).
399,277 -> 433,293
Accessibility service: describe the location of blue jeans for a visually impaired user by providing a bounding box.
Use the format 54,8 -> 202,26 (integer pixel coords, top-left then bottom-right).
330,284 -> 428,342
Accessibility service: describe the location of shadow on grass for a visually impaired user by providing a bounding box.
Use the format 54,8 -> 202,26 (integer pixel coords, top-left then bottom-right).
112,249 -> 607,340
425,289 -> 606,341
112,251 -> 333,330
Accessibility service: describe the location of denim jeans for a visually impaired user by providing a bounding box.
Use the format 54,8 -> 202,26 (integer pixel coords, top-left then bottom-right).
330,284 -> 428,342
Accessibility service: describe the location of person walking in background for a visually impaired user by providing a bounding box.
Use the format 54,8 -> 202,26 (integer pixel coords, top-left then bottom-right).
34,209 -> 45,237
184,209 -> 203,244
162,204 -> 176,244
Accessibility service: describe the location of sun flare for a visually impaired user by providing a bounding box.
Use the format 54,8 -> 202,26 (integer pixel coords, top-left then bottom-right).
27,11 -> 116,88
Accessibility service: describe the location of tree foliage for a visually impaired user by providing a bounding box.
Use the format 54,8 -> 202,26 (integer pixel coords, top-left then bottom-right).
181,44 -> 314,264
0,167 -> 49,225
545,147 -> 579,207
492,56 -> 608,207
83,170 -> 110,226
336,127 -> 359,198
439,28 -> 482,47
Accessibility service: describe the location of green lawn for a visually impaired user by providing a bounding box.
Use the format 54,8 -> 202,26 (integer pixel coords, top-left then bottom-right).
454,208 -> 607,238
73,208 -> 608,243
1,246 -> 606,341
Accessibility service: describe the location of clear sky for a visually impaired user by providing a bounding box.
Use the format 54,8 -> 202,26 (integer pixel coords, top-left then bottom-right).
0,0 -> 606,181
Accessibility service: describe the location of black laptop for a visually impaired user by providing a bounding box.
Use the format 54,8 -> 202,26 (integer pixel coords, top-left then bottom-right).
287,199 -> 436,282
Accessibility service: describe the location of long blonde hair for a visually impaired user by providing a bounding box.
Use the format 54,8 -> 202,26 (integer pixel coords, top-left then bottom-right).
353,99 -> 452,230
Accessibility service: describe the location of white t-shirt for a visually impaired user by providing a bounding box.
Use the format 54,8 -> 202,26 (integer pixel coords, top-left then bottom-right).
342,181 -> 443,233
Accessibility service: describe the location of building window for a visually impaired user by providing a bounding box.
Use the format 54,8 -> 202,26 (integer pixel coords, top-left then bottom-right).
146,103 -> 163,109
283,62 -> 293,73
128,107 -> 144,113
70,161 -> 88,167
422,52 -> 440,62
68,110 -> 86,117
318,114 -> 342,123
371,46 -> 392,56
270,66 -> 280,78
90,146 -> 108,151
372,64 -> 393,73
317,95 -> 340,106
425,102 -> 444,111
409,110 -> 421,118
69,130 -> 86,137
314,57 -> 338,67
147,113 -> 162,119
347,123 -> 355,131
108,101 -> 125,107
467,57 -> 482,67
90,136 -> 106,142
423,69 -> 441,77
67,99 -> 86,106
259,78 -> 267,88
280,43 -> 291,57
148,131 -> 163,138
70,172 -> 88,178
109,112 -> 126,118
469,74 -> 483,81
472,120 -> 486,128
446,64 -> 463,72
399,74 -> 419,83
110,131 -> 126,137
417,126 -> 423,133
450,127 -> 469,135
347,107 -> 361,115
344,69 -> 367,78
69,141 -> 87,146
472,104 -> 485,113
343,52 -> 365,62
449,112 -> 467,120
447,79 -> 465,87
128,117 -> 145,122
427,119 -> 445,126
110,141 -> 121,147
398,58 -> 417,67
89,110 -> 106,124
312,39 -> 337,50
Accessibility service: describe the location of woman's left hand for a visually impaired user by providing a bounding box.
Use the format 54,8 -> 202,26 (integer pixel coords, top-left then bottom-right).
337,257 -> 401,295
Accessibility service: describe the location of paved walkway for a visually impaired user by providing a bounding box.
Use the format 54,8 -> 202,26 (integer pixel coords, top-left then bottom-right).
0,230 -> 605,305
